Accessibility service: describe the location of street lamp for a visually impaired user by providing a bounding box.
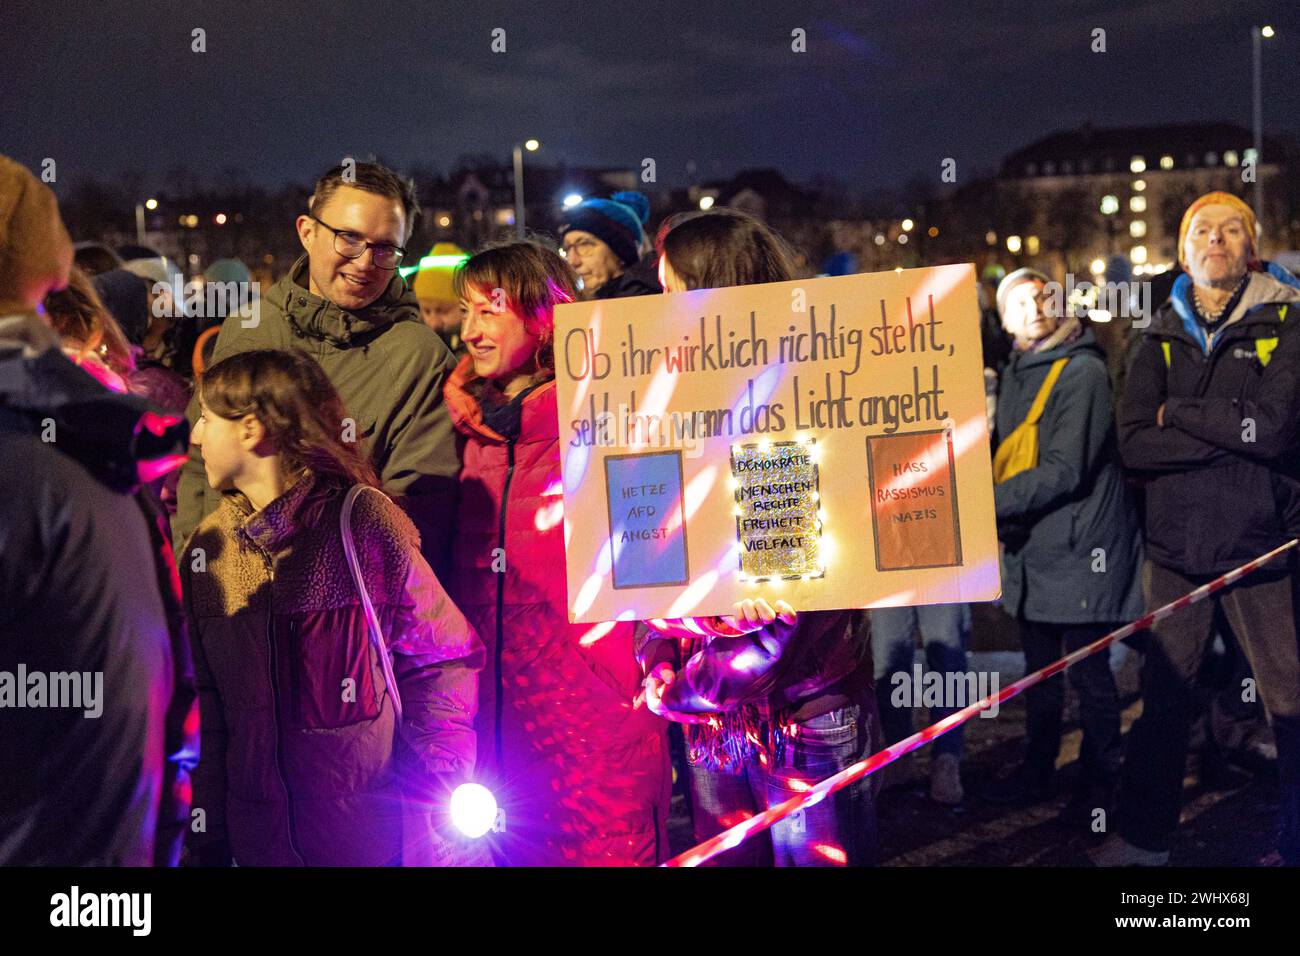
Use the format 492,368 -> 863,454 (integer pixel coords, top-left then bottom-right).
513,139 -> 540,240
1252,26 -> 1274,225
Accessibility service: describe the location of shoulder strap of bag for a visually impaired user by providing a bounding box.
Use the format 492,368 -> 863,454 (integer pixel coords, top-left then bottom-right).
1024,357 -> 1070,426
341,484 -> 404,724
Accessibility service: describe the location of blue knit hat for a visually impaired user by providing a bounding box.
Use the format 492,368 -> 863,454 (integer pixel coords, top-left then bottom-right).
559,191 -> 650,267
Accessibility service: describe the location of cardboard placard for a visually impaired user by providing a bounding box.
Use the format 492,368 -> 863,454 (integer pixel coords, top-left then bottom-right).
554,263 -> 1001,623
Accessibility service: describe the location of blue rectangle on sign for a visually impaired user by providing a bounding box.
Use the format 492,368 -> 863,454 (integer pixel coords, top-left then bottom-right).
604,452 -> 689,589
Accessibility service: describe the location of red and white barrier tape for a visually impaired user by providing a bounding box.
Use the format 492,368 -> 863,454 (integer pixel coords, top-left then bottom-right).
663,538 -> 1299,867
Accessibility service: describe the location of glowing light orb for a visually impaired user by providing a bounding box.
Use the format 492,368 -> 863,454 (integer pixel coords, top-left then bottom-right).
450,783 -> 498,838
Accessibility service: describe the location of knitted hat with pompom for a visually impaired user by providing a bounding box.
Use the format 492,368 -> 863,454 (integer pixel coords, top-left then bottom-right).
559,191 -> 651,267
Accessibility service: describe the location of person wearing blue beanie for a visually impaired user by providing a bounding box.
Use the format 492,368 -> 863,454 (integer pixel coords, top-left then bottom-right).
559,191 -> 661,299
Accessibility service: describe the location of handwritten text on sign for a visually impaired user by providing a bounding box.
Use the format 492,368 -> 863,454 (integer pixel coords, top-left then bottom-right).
554,264 -> 1001,623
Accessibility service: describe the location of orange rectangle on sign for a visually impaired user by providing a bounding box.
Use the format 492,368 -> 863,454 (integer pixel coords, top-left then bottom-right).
867,429 -> 962,571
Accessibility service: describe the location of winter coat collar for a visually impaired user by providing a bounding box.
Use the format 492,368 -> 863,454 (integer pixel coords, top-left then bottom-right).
1165,263 -> 1300,353
268,256 -> 421,347
228,471 -> 319,556
0,312 -> 188,492
1007,325 -> 1102,371
444,353 -> 558,446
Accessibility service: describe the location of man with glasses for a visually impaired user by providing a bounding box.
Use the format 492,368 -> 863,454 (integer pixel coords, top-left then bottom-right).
174,161 -> 460,578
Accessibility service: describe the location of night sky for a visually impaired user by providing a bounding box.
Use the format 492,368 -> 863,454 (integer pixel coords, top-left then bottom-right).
3,0 -> 1299,193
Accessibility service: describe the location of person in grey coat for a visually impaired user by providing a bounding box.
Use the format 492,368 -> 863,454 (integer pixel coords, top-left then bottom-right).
982,268 -> 1143,819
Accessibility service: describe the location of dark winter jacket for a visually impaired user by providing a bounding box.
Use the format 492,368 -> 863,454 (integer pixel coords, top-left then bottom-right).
1162,265 -> 1300,469
0,313 -> 196,866
1119,268 -> 1300,575
443,357 -> 671,866
183,474 -> 483,866
174,256 -> 461,577
994,328 -> 1143,623
593,257 -> 662,299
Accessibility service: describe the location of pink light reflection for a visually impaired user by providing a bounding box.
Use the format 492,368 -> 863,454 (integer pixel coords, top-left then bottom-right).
666,569 -> 719,618
874,415 -> 988,498
663,465 -> 717,535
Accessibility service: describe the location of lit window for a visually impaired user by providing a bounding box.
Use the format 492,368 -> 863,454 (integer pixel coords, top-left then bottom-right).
494,208 -> 515,225
1160,155 -> 1174,170
1100,195 -> 1120,215
1131,245 -> 1148,265
1133,179 -> 1146,192
874,233 -> 885,246
1244,148 -> 1259,166
1224,150 -> 1239,166
1130,156 -> 1147,173
1026,236 -> 1040,255
1130,195 -> 1147,212
1205,152 -> 1218,166
985,231 -> 997,246
1130,220 -> 1147,238
1006,235 -> 1023,254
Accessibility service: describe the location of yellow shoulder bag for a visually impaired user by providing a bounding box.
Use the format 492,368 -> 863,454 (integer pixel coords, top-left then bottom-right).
992,357 -> 1069,484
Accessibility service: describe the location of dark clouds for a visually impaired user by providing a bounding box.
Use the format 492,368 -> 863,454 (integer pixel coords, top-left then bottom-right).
2,0 -> 1297,192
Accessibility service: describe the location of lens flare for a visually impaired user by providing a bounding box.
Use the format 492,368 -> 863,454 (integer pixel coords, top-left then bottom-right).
449,783 -> 497,838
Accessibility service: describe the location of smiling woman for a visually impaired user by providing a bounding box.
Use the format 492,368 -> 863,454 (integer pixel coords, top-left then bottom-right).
441,241 -> 674,866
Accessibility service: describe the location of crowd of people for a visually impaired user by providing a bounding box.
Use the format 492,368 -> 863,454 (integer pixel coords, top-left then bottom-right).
2,150 -> 1298,868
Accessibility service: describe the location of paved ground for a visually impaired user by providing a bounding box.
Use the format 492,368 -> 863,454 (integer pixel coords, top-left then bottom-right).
666,606 -> 1283,866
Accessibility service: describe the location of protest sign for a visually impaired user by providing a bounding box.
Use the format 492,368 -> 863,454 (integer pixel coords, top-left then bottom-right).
554,263 -> 1001,623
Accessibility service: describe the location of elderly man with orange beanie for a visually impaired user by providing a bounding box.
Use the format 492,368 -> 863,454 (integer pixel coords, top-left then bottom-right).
1100,191 -> 1300,866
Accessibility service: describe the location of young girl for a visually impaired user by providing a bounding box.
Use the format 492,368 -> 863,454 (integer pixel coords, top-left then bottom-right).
183,348 -> 483,866
640,208 -> 878,867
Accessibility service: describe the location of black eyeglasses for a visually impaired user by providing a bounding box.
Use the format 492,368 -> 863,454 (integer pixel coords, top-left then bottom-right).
310,216 -> 406,270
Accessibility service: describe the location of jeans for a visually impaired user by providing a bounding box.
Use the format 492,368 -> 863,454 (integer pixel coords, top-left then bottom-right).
871,604 -> 971,758
1019,619 -> 1122,791
1119,560 -> 1300,863
687,696 -> 878,866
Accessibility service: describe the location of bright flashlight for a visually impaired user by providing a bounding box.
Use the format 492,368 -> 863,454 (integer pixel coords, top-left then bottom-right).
449,783 -> 497,838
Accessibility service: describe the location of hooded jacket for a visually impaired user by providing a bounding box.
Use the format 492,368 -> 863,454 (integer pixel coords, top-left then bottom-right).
1162,264 -> 1300,469
443,357 -> 671,866
0,313 -> 196,866
1119,266 -> 1300,575
173,256 -> 460,577
183,475 -> 483,866
994,327 -> 1144,623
